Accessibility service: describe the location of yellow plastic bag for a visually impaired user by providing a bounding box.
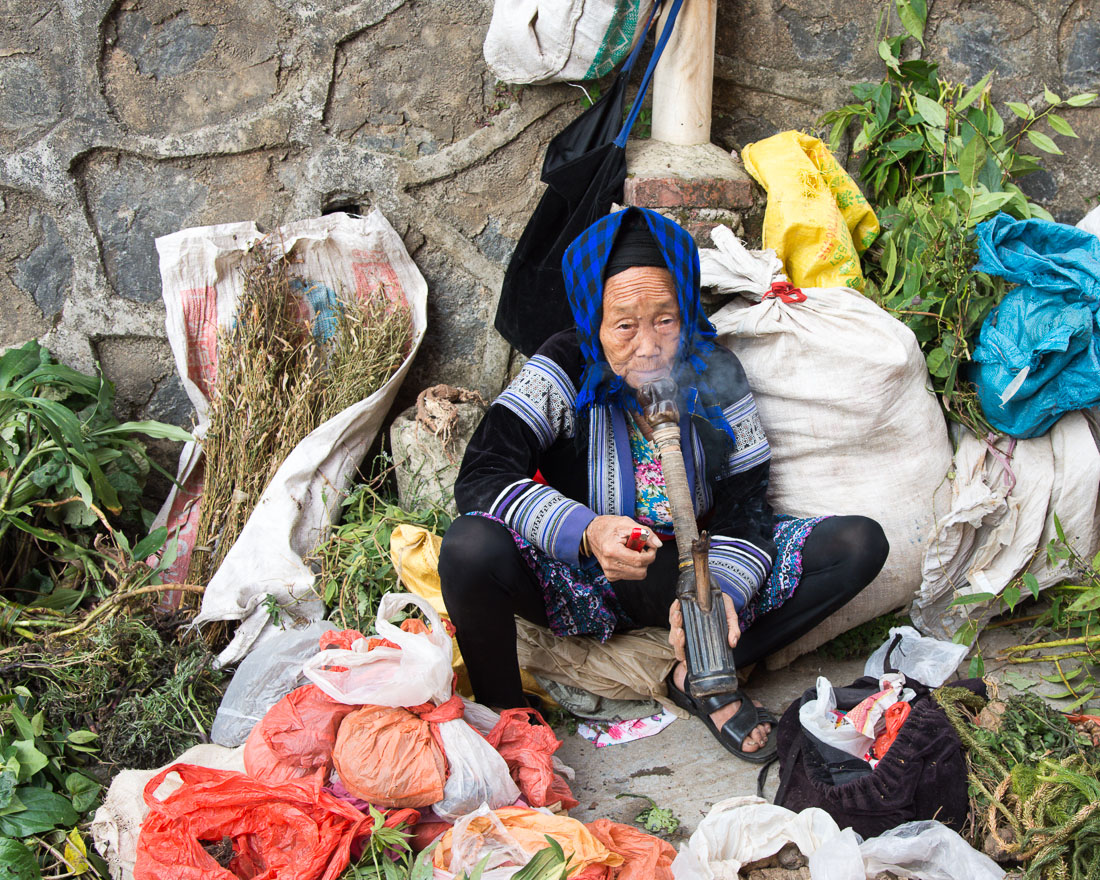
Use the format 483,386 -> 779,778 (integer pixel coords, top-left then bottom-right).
388,524 -> 553,704
741,131 -> 879,290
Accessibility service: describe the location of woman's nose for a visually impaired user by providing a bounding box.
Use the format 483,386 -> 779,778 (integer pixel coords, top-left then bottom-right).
635,326 -> 662,356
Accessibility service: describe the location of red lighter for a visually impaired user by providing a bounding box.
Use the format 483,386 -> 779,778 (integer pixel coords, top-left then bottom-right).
625,527 -> 649,552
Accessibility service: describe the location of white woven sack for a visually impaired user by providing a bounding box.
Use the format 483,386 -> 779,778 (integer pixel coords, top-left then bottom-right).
170,211 -> 428,665
912,411 -> 1100,639
483,0 -> 654,84
710,286 -> 953,666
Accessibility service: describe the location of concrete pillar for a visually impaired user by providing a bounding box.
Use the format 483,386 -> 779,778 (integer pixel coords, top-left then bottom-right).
651,0 -> 716,146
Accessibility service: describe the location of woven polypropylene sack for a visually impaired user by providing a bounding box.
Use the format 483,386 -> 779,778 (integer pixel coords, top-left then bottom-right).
711,288 -> 953,666
484,0 -> 655,85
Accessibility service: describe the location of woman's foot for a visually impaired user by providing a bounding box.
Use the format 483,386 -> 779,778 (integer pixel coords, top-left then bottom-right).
671,661 -> 771,754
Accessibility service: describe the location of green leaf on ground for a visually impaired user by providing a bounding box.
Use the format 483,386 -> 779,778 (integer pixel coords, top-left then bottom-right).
0,787 -> 78,837
1002,671 -> 1036,691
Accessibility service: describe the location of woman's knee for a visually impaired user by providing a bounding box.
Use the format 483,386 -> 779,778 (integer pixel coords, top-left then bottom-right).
803,515 -> 890,584
834,515 -> 889,583
438,516 -> 517,603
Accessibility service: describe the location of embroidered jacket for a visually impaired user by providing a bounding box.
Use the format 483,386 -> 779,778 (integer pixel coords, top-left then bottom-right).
455,330 -> 776,610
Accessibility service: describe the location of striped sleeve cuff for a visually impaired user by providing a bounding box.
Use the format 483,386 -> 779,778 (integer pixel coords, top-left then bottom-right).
709,538 -> 773,611
720,393 -> 771,477
490,479 -> 596,567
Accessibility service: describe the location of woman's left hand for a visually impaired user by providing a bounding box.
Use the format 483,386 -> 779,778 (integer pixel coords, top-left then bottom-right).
668,593 -> 741,661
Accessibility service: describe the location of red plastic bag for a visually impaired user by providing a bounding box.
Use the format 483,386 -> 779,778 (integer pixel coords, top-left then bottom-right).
485,708 -> 577,810
243,684 -> 357,783
871,700 -> 912,760
135,763 -> 367,880
320,629 -> 365,650
586,818 -> 675,880
332,704 -> 448,808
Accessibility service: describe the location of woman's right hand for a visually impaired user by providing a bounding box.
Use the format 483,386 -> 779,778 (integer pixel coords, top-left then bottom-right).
584,515 -> 662,581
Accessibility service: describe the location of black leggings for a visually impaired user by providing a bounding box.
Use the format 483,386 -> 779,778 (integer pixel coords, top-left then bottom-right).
438,514 -> 889,708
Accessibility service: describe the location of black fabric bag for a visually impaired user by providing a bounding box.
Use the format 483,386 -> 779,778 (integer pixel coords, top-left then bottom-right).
494,0 -> 683,357
763,673 -> 985,839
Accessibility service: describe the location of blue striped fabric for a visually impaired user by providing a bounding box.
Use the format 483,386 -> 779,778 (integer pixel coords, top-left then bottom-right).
495,355 -> 577,450
721,393 -> 772,475
709,538 -> 773,610
489,479 -> 595,567
561,206 -> 736,444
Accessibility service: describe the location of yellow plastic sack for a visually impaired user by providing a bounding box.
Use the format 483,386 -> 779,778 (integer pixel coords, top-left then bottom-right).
741,131 -> 879,290
388,524 -> 553,705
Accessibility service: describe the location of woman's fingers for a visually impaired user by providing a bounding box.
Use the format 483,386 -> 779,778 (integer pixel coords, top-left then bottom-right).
586,515 -> 660,581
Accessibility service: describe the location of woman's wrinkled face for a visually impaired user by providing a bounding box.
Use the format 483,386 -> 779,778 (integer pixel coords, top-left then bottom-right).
598,266 -> 681,390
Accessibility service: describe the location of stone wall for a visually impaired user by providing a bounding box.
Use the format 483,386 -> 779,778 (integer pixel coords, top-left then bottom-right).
3,0 -> 1098,454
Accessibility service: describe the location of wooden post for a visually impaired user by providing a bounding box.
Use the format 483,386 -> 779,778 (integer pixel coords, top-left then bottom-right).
651,0 -> 716,146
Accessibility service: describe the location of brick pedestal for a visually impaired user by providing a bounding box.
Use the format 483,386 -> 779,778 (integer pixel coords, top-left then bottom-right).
623,139 -> 756,247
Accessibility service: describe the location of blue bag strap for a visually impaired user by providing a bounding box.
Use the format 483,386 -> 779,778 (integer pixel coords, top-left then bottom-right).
619,0 -> 663,76
615,0 -> 685,147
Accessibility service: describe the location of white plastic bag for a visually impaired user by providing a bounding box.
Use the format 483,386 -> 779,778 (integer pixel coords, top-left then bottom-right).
864,626 -> 968,688
707,229 -> 954,666
859,820 -> 1004,880
484,0 -> 655,85
160,211 -> 429,665
798,677 -> 874,759
303,593 -> 519,820
433,720 -> 521,821
211,620 -> 335,746
303,593 -> 453,707
671,795 -> 856,880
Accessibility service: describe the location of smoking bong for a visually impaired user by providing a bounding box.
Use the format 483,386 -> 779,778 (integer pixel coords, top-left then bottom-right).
636,377 -> 739,698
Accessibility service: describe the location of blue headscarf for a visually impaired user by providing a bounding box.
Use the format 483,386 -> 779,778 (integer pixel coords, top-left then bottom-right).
561,207 -> 735,443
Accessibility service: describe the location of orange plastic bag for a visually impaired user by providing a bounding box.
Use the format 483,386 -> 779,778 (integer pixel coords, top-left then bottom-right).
332,704 -> 447,808
243,684 -> 357,783
485,708 -> 577,810
872,700 -> 912,760
433,806 -> 623,879
586,818 -> 675,880
135,763 -> 366,880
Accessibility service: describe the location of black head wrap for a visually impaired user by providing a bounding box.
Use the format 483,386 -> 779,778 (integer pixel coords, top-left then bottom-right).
603,210 -> 668,280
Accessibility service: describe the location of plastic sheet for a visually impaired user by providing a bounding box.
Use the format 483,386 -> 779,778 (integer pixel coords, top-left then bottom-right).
211,621 -> 335,747
858,820 -> 1004,880
798,677 -> 874,759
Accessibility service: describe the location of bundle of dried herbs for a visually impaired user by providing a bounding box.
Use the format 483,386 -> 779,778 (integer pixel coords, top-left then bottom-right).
938,687 -> 1100,879
186,243 -> 412,587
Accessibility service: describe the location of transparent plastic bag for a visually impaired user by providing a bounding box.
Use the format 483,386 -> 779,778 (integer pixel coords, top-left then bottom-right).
302,593 -> 453,706
798,677 -> 874,759
211,621 -> 335,746
858,820 -> 1004,880
433,718 -> 520,821
864,626 -> 968,688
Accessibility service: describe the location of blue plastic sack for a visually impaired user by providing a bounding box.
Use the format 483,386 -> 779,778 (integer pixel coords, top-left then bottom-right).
971,212 -> 1100,438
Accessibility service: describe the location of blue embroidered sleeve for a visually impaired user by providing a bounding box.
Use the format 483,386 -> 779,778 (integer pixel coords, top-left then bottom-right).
490,480 -> 595,567
495,356 -> 577,450
720,393 -> 771,476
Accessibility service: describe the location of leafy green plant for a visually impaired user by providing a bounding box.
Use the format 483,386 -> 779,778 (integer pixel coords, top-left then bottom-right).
0,339 -> 191,594
819,0 -> 1097,435
819,611 -> 912,661
310,468 -> 452,633
340,807 -> 416,880
616,793 -> 680,837
0,687 -> 108,878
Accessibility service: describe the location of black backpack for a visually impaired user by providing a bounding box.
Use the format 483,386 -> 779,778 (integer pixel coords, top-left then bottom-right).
762,674 -> 985,839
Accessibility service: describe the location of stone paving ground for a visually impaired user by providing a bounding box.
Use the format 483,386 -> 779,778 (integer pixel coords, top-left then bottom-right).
550,617 -> 1073,841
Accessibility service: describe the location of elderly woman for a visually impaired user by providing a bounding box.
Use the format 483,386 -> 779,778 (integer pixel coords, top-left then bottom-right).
439,208 -> 888,762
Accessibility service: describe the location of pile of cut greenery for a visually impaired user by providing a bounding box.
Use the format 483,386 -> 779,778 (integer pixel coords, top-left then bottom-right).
309,465 -> 452,634
820,0 -> 1097,436
938,686 -> 1100,880
187,242 -> 412,588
